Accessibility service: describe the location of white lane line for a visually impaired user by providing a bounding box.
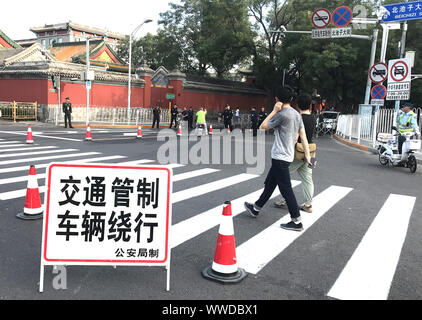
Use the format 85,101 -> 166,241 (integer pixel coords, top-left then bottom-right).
0,148 -> 77,159
0,152 -> 101,172
327,194 -> 416,300
0,146 -> 57,153
119,159 -> 156,165
0,144 -> 27,148
0,141 -> 21,145
170,180 -> 302,249
237,186 -> 353,275
0,150 -> 87,165
0,131 -> 83,142
172,173 -> 258,204
173,168 -> 220,182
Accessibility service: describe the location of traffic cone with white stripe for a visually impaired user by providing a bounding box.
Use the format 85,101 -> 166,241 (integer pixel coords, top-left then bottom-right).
16,165 -> 43,220
209,124 -> 213,135
26,124 -> 34,144
202,201 -> 247,284
177,124 -> 182,136
137,124 -> 143,138
85,124 -> 92,141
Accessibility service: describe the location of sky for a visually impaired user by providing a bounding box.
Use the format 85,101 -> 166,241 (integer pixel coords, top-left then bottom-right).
1,0 -> 181,40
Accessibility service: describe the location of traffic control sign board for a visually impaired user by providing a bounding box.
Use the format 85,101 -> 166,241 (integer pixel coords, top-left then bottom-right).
388,58 -> 411,83
332,6 -> 353,27
369,62 -> 388,84
371,84 -> 387,100
39,163 -> 173,292
312,8 -> 331,28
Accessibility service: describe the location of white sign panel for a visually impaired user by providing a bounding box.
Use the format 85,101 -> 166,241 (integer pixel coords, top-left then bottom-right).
388,58 -> 412,84
387,82 -> 411,100
312,27 -> 352,39
371,99 -> 385,106
40,163 -> 172,291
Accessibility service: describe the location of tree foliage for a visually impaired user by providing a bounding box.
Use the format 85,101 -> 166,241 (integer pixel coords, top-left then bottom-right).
116,0 -> 422,110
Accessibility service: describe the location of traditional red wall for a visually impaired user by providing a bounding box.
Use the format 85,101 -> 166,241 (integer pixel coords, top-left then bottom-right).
0,78 -> 143,107
176,90 -> 268,111
0,79 -> 48,103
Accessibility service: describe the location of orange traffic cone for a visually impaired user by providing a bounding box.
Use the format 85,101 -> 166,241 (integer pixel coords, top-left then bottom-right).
209,124 -> 213,135
177,124 -> 182,136
202,201 -> 247,284
227,126 -> 231,134
137,125 -> 143,138
26,125 -> 34,144
85,124 -> 92,141
17,165 -> 43,220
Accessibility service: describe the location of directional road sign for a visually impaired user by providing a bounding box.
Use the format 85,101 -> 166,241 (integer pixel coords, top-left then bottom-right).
332,6 -> 353,27
381,1 -> 422,23
312,8 -> 331,29
369,62 -> 388,84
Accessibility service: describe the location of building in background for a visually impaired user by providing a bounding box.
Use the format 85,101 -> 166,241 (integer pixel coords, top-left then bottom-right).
16,21 -> 126,49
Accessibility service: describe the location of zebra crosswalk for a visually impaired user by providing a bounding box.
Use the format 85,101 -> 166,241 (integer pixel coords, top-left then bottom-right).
0,141 -> 418,300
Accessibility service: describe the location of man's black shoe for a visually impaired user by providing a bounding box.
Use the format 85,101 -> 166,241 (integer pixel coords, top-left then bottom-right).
244,202 -> 259,218
280,221 -> 303,232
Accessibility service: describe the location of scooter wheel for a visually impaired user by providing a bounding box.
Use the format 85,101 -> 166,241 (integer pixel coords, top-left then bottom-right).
379,154 -> 388,166
408,155 -> 417,173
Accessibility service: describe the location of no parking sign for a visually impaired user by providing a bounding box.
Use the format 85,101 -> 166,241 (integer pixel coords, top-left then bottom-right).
332,6 -> 353,27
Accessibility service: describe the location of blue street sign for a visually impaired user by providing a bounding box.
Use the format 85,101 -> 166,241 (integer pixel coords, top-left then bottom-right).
332,6 -> 353,27
381,1 -> 422,22
371,85 -> 387,100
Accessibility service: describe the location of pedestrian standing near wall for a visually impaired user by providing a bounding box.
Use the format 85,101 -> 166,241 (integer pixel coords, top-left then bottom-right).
258,107 -> 268,129
169,105 -> 179,128
62,97 -> 73,128
235,108 -> 240,127
244,86 -> 313,232
188,107 -> 194,130
250,107 -> 258,137
273,93 -> 316,213
152,106 -> 161,129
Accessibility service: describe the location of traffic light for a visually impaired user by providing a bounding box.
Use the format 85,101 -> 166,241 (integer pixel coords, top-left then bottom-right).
51,75 -> 57,89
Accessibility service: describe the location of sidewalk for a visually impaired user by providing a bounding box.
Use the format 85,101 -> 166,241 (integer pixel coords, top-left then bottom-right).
334,134 -> 422,164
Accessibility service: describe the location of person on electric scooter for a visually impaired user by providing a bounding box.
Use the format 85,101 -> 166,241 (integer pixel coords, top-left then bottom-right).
396,102 -> 420,164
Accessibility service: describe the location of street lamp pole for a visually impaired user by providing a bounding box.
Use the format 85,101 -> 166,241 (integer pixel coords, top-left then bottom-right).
127,19 -> 152,125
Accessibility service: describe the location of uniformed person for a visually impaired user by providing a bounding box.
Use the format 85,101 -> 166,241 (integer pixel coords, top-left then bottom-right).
63,97 -> 73,128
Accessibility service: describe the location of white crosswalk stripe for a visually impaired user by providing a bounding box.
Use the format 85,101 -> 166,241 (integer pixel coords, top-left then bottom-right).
237,186 -> 353,274
0,146 -> 58,153
0,148 -> 77,159
327,194 -> 416,300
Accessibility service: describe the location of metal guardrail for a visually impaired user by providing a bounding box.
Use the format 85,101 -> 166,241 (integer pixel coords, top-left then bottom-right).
0,101 -> 37,122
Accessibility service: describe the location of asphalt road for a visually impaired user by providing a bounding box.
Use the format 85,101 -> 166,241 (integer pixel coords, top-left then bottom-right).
0,121 -> 421,302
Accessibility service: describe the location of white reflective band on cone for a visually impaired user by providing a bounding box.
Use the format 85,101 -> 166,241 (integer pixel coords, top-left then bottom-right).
212,261 -> 239,274
24,206 -> 43,214
27,177 -> 39,189
218,215 -> 234,236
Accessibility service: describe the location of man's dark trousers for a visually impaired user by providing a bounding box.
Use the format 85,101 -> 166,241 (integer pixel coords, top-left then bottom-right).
255,159 -> 300,220
152,117 -> 160,129
64,112 -> 72,128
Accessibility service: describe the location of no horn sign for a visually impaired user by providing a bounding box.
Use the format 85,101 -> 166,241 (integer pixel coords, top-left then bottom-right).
312,8 -> 331,28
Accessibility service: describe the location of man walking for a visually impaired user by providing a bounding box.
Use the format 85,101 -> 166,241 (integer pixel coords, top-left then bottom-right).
63,97 -> 73,128
273,93 -> 316,213
244,87 -> 313,232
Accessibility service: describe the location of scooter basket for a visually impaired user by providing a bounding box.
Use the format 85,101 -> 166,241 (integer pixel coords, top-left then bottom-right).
406,139 -> 421,151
